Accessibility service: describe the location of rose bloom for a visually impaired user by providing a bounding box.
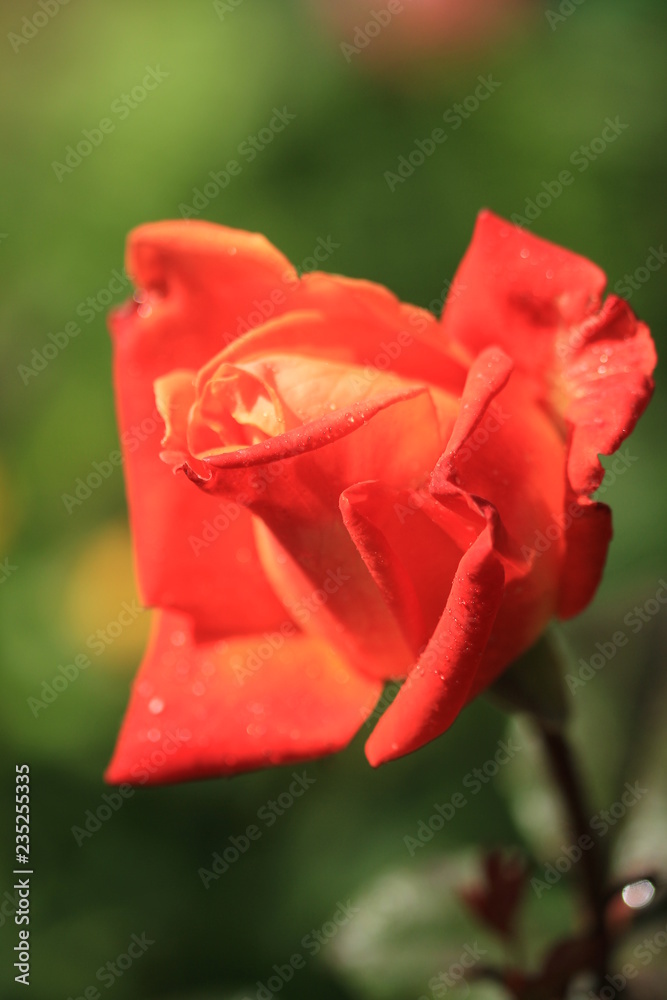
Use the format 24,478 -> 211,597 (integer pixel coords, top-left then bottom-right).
106,211 -> 655,785
311,0 -> 535,65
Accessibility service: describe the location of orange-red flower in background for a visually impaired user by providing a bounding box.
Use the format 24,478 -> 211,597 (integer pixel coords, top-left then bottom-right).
106,211 -> 655,785
311,0 -> 535,66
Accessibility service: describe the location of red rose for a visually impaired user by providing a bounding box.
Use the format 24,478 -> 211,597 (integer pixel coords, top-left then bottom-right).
106,211 -> 655,785
312,0 -> 535,64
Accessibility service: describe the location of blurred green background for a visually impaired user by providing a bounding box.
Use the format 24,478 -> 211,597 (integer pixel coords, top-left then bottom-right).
1,1 -> 666,997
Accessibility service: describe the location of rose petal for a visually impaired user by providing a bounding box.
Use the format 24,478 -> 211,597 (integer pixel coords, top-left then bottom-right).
556,496 -> 612,620
220,275 -> 470,396
340,482 -> 477,653
441,209 -> 606,381
559,296 -> 656,494
109,221 -> 296,639
106,611 -> 382,785
182,388 -> 446,680
365,521 -> 505,766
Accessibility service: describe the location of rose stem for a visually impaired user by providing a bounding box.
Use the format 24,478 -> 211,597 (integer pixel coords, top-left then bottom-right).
535,720 -> 609,992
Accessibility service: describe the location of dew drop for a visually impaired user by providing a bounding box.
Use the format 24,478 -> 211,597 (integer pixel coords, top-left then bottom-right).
622,879 -> 655,909
228,246 -> 237,255
545,269 -> 554,280
147,728 -> 161,743
246,722 -> 266,738
148,697 -> 164,715
137,303 -> 153,319
520,248 -> 530,259
171,630 -> 187,647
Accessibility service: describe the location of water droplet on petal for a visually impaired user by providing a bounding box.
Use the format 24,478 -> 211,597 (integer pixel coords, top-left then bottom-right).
171,631 -> 187,647
622,879 -> 655,909
246,722 -> 266,738
545,269 -> 554,280
148,697 -> 164,715
147,728 -> 161,743
520,248 -> 530,259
